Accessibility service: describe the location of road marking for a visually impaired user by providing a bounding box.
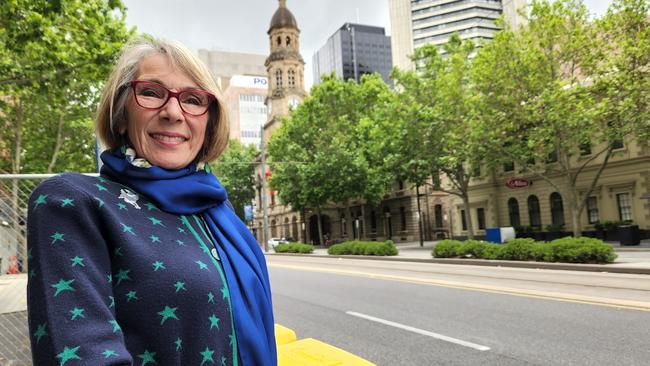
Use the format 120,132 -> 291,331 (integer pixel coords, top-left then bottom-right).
346,311 -> 490,352
268,263 -> 650,312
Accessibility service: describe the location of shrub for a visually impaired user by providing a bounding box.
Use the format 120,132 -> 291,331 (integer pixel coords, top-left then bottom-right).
327,240 -> 398,256
547,237 -> 617,263
458,240 -> 491,258
432,240 -> 462,258
500,238 -> 537,260
273,243 -> 314,254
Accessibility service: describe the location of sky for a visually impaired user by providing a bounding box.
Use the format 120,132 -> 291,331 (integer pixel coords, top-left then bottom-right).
122,0 -> 614,90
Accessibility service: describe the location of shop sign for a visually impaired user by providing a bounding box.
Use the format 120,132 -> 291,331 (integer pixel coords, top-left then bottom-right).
506,178 -> 532,189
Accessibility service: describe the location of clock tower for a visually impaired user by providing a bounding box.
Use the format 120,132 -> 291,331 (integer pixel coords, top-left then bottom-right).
263,0 -> 305,142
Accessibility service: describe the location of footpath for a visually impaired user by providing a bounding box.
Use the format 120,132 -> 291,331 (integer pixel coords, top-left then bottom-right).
268,239 -> 650,275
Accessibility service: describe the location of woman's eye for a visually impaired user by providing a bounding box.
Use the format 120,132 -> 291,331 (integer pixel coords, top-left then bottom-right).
183,94 -> 203,106
139,88 -> 164,98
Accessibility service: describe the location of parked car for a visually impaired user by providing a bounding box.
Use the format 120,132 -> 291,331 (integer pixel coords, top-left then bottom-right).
268,237 -> 289,248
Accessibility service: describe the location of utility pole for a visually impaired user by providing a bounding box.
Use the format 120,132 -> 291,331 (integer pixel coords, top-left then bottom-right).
260,125 -> 270,252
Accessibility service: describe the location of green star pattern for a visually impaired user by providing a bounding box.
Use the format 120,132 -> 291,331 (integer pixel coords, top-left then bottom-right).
145,202 -> 159,211
196,260 -> 209,271
115,268 -> 131,285
102,349 -> 118,358
174,281 -> 186,293
60,198 -> 75,207
199,347 -> 215,365
174,338 -> 182,351
56,345 -> 82,366
117,202 -> 127,210
221,356 -> 227,366
94,183 -> 108,192
69,307 -> 85,320
177,227 -> 186,234
50,232 -> 65,244
138,350 -> 157,365
148,217 -> 164,226
221,286 -> 230,300
208,314 -> 220,330
109,296 -> 115,308
34,194 -> 48,207
109,320 -> 121,333
152,261 -> 166,271
150,235 -> 161,243
29,269 -> 37,278
176,240 -> 185,246
98,177 -> 107,183
114,247 -> 124,257
158,306 -> 179,325
126,290 -> 139,302
107,274 -> 113,283
34,323 -> 47,344
51,278 -> 75,296
121,223 -> 135,235
70,256 -> 85,267
207,292 -> 215,303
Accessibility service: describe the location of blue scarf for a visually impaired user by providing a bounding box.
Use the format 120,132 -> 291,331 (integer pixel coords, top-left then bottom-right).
100,149 -> 276,366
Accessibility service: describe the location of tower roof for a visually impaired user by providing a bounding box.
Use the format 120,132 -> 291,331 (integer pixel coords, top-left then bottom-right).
268,0 -> 299,33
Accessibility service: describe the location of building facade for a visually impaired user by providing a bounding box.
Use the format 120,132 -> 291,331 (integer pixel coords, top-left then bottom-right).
389,0 -> 527,70
447,139 -> 650,238
221,75 -> 268,147
312,23 -> 393,85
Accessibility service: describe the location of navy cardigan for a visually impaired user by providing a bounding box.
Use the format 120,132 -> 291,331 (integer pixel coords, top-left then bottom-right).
27,173 -> 238,365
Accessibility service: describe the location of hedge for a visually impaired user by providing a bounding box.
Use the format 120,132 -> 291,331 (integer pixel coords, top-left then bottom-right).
432,237 -> 617,264
273,243 -> 314,254
327,240 -> 398,256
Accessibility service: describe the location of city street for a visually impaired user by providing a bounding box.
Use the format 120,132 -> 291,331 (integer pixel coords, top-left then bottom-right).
269,255 -> 650,366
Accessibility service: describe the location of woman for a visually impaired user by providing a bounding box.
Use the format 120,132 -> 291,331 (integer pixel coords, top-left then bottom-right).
27,37 -> 276,365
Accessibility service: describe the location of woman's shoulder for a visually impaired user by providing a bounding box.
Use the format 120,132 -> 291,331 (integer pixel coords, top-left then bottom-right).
29,173 -> 109,207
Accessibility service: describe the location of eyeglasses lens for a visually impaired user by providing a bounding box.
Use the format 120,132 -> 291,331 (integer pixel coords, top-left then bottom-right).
134,82 -> 211,115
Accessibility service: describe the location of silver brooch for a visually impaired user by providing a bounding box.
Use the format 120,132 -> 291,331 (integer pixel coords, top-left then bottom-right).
119,188 -> 141,209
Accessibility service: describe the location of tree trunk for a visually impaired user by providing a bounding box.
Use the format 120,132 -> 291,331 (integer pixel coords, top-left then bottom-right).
566,182 -> 582,237
47,110 -> 66,173
316,206 -> 324,246
462,193 -> 475,239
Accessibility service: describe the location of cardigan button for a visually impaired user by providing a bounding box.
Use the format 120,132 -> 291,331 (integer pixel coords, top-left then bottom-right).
211,248 -> 220,260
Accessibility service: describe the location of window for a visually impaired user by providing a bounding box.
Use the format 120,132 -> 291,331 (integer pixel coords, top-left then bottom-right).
617,193 -> 632,221
612,140 -> 624,149
277,36 -> 282,46
579,142 -> 592,156
434,205 -> 443,228
508,198 -> 521,227
340,213 -> 347,235
460,209 -> 467,231
286,36 -> 291,46
547,149 -> 558,163
398,180 -> 404,190
528,195 -> 541,228
503,161 -> 514,172
472,163 -> 481,177
288,69 -> 295,88
477,208 -> 486,230
275,69 -> 283,88
370,210 -> 377,232
587,196 -> 599,224
550,192 -> 565,226
400,207 -> 407,231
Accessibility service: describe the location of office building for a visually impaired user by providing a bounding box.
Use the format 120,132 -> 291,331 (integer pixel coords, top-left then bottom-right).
312,23 -> 393,85
389,0 -> 527,70
221,75 -> 269,147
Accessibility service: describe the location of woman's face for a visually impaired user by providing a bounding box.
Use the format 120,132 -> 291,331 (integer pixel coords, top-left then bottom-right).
124,54 -> 209,170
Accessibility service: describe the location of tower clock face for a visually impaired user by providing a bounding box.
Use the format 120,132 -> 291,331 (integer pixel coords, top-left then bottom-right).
288,97 -> 299,110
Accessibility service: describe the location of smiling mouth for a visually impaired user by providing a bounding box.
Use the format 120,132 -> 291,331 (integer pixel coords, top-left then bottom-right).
150,133 -> 188,143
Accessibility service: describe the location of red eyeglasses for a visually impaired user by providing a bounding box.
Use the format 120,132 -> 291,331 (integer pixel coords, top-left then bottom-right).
130,80 -> 216,116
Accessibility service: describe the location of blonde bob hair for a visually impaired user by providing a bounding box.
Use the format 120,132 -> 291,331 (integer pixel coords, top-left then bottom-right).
96,36 -> 229,163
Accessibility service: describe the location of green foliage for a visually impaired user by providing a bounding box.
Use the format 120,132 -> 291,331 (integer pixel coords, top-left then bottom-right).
273,243 -> 314,254
327,240 -> 398,256
432,237 -> 616,263
0,0 -> 134,173
432,240 -> 462,258
268,74 -> 395,212
213,140 -> 257,221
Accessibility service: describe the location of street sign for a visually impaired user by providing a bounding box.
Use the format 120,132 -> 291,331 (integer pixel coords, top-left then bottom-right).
506,178 -> 532,189
244,205 -> 253,221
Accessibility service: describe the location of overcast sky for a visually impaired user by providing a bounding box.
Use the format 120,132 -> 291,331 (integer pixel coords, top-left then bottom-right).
123,0 -> 613,90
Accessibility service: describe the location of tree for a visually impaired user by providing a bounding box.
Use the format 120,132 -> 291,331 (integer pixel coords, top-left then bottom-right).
267,74 -> 393,244
472,0 -> 649,236
385,35 -> 486,239
0,0 -> 133,174
213,140 -> 258,222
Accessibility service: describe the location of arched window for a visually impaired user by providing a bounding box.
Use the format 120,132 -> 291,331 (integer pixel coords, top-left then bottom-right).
288,69 -> 295,87
277,36 -> 282,46
508,198 -> 521,227
550,192 -> 565,226
527,195 -> 541,229
275,69 -> 283,88
271,219 -> 277,237
286,36 -> 291,46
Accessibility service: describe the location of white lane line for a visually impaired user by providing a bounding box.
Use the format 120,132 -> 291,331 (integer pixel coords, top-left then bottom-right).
346,311 -> 491,352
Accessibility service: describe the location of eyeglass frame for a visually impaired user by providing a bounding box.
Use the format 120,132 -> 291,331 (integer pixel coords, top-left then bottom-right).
129,80 -> 217,116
